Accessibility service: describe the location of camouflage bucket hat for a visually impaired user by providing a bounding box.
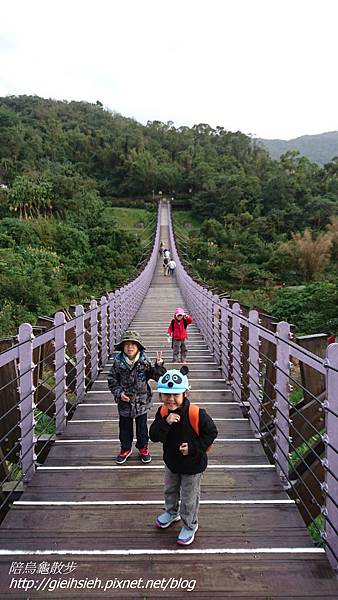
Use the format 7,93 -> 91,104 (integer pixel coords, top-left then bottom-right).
114,330 -> 146,351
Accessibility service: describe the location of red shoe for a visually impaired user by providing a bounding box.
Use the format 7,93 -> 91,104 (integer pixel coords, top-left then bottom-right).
139,446 -> 152,463
116,449 -> 132,464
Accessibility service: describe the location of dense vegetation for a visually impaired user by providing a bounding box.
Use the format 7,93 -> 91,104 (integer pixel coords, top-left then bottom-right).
1,94 -> 338,337
0,96 -> 159,336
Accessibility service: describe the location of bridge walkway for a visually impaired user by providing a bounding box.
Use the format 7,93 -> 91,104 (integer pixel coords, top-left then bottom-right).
0,209 -> 337,598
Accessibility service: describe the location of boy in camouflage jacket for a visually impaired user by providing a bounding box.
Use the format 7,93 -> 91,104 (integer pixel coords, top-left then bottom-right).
108,330 -> 165,464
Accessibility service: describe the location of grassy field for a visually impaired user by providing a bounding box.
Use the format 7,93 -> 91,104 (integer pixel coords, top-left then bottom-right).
104,207 -> 155,244
172,209 -> 201,231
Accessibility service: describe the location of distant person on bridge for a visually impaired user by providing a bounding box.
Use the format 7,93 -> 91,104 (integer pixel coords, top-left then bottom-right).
159,240 -> 164,256
163,256 -> 169,276
107,330 -> 165,465
168,259 -> 176,276
167,308 -> 193,364
163,248 -> 170,259
150,367 -> 218,545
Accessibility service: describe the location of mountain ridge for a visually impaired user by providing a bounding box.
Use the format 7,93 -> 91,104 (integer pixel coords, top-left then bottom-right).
257,130 -> 338,165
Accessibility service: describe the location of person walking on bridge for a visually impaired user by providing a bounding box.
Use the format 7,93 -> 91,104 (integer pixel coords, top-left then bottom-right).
167,308 -> 193,364
150,367 -> 218,545
163,256 -> 169,276
168,259 -> 176,277
108,330 -> 165,464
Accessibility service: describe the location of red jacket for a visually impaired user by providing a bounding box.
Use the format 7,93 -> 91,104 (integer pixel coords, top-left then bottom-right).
167,315 -> 193,341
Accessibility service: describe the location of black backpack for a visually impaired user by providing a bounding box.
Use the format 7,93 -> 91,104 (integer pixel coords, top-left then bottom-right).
171,318 -> 187,331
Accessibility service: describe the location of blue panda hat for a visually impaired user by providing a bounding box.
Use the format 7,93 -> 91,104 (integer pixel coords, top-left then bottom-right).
157,366 -> 190,394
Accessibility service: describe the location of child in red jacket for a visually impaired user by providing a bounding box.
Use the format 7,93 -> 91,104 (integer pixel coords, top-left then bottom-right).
167,307 -> 193,364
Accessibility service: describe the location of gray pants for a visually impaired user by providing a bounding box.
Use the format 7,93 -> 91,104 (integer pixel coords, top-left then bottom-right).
172,339 -> 187,362
164,465 -> 203,530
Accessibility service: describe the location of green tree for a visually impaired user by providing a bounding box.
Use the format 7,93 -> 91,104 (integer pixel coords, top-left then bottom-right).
280,228 -> 332,281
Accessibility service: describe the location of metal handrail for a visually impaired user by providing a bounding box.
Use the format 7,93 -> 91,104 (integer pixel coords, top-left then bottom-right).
168,201 -> 338,571
0,201 -> 161,491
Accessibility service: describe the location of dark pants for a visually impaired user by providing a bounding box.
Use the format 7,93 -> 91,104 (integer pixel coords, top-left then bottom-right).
119,413 -> 149,450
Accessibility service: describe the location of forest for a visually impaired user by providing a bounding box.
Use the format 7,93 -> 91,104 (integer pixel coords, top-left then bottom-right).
0,95 -> 337,337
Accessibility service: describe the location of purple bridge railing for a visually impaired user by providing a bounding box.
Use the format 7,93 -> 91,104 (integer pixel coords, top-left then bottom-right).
0,205 -> 160,498
0,200 -> 338,572
167,202 -> 338,572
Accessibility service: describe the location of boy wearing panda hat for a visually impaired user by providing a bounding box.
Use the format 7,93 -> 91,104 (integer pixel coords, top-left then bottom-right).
149,366 -> 218,545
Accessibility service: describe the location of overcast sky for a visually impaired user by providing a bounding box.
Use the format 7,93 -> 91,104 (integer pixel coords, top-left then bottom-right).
1,0 -> 337,140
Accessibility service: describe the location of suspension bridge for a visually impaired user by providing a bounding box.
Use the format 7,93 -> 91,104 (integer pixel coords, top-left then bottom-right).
0,201 -> 337,597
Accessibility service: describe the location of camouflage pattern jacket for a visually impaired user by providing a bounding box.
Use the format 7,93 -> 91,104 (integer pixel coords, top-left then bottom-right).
107,351 -> 166,418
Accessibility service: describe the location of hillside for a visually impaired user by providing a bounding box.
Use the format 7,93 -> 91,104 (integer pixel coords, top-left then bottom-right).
257,131 -> 338,165
1,95 -> 338,337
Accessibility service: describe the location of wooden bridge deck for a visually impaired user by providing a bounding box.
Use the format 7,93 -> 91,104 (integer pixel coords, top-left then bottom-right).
0,214 -> 338,598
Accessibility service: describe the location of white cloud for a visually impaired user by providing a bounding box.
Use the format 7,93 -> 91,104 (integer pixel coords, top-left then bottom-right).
1,0 -> 338,138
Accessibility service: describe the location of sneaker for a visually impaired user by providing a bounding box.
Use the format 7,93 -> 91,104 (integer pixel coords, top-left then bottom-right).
156,511 -> 181,529
139,446 -> 151,463
115,449 -> 132,464
176,524 -> 198,545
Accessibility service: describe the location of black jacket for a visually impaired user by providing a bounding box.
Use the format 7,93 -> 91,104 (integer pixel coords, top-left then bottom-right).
149,398 -> 218,474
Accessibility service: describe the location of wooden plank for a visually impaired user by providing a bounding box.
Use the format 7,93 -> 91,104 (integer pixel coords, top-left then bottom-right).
297,334 -> 326,404
99,369 -> 224,380
74,403 -> 243,419
85,393 -> 235,405
290,398 -> 325,447
0,505 -> 313,550
22,467 -> 288,501
0,338 -> 21,465
44,440 -> 268,466
0,212 -> 337,599
0,554 -> 337,598
62,419 -> 253,439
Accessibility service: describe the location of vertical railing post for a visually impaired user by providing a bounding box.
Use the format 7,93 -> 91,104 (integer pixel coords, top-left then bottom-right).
124,286 -> 129,329
115,290 -> 121,342
208,291 -> 214,354
108,292 -> 115,357
213,294 -> 221,365
274,321 -> 291,487
90,299 -> 99,381
18,323 -> 35,482
119,288 -> 124,332
122,287 -> 127,331
248,309 -> 260,437
201,290 -> 207,348
324,342 -> 338,570
125,285 -> 130,327
75,304 -> 85,402
54,311 -> 67,434
198,287 -> 203,331
127,285 -> 132,326
100,295 -> 108,366
232,303 -> 242,404
129,284 -> 134,324
204,290 -> 212,352
221,298 -> 230,382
